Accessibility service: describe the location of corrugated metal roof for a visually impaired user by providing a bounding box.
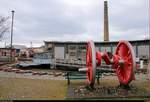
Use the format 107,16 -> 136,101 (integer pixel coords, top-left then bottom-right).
44,39 -> 150,44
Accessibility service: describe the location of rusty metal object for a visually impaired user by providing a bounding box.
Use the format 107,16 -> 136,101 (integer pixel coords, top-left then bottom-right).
0,67 -> 4,71
3,68 -> 12,72
32,72 -> 40,75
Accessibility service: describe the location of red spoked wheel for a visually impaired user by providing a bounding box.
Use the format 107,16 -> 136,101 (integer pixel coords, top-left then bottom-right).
86,41 -> 96,88
114,40 -> 136,85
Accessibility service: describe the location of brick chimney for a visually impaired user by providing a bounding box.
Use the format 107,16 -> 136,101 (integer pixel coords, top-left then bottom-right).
104,0 -> 109,41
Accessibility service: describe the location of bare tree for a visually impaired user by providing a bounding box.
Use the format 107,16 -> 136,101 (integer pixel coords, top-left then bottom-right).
0,16 -> 10,41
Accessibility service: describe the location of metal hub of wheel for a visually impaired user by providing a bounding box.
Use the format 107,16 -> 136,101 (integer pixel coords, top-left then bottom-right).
114,40 -> 136,85
86,41 -> 96,88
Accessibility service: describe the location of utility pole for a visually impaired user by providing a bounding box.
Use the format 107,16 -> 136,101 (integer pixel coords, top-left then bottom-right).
30,41 -> 33,48
10,10 -> 15,61
4,42 -> 6,48
149,0 -> 150,59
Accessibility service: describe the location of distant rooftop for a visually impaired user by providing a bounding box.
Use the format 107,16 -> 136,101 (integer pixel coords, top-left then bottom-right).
44,39 -> 150,44
6,45 -> 27,49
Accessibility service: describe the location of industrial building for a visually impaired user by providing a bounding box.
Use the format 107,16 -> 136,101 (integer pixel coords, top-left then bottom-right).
44,39 -> 150,62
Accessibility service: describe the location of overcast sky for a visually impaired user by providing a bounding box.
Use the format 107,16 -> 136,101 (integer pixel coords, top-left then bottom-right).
0,0 -> 149,47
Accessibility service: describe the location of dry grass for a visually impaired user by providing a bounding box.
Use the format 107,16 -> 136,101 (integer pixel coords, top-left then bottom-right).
0,77 -> 67,100
0,75 -> 150,100
132,80 -> 150,92
69,77 -> 120,87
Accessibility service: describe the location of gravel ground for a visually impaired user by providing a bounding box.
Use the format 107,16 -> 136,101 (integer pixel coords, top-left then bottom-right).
0,71 -> 65,80
0,63 -> 150,100
0,64 -> 66,80
101,73 -> 149,81
65,71 -> 150,100
66,78 -> 150,100
0,71 -> 150,100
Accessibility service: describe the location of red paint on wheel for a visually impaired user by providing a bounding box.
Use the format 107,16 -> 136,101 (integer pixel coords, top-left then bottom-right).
113,40 -> 135,85
86,42 -> 93,85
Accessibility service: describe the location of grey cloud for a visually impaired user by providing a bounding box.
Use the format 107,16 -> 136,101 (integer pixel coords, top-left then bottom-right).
109,0 -> 149,31
14,0 -> 89,36
0,0 -> 149,47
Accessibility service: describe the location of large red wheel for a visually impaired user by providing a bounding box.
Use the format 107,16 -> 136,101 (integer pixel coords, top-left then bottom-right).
114,40 -> 136,85
86,41 -> 96,88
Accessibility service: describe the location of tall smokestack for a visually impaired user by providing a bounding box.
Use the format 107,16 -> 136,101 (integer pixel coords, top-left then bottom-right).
104,0 -> 109,41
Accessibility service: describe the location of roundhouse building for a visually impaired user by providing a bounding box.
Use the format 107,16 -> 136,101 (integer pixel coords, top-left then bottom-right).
44,39 -> 150,62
